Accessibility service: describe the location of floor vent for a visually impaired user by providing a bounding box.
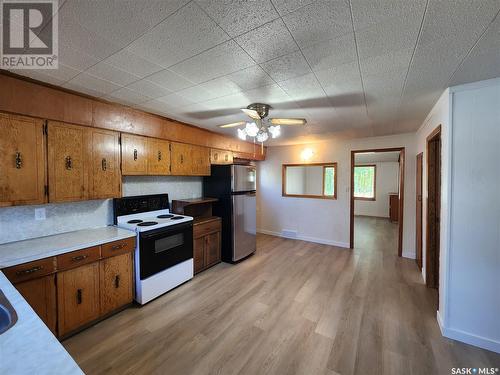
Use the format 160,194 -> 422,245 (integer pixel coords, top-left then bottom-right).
281,230 -> 297,238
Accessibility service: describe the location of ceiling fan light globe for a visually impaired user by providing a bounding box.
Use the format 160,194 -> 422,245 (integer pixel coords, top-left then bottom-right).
256,129 -> 269,143
245,122 -> 259,137
269,125 -> 281,138
237,128 -> 247,140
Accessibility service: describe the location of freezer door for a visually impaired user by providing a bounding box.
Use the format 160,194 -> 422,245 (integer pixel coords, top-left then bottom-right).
232,192 -> 256,261
231,165 -> 256,192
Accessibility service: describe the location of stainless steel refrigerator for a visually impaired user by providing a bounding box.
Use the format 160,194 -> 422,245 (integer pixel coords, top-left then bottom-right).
203,164 -> 256,262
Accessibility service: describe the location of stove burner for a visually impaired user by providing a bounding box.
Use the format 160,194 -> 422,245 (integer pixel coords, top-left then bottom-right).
171,216 -> 184,220
127,219 -> 143,224
137,221 -> 158,226
157,214 -> 174,219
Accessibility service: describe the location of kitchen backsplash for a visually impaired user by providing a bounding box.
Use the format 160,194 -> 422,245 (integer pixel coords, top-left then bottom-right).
0,176 -> 203,244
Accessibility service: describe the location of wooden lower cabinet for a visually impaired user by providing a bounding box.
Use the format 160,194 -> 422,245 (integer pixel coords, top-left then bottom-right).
57,262 -> 100,337
99,252 -> 133,316
15,275 -> 57,334
193,218 -> 221,274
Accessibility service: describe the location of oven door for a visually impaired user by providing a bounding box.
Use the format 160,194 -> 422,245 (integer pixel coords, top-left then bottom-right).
139,222 -> 193,280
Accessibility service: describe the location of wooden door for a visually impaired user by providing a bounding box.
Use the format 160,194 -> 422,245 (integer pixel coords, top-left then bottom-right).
205,231 -> 221,268
193,237 -> 205,274
15,275 -> 57,334
192,146 -> 211,175
99,253 -> 133,316
416,153 -> 423,269
89,129 -> 121,199
47,121 -> 88,202
389,194 -> 399,222
57,262 -> 100,336
170,142 -> 192,175
121,134 -> 148,175
0,113 -> 46,206
147,138 -> 171,175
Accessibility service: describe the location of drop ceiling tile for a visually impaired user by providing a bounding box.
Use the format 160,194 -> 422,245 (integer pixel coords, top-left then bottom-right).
58,43 -> 101,71
137,100 -> 173,115
62,82 -> 105,98
157,93 -> 195,108
104,49 -> 164,78
235,19 -> 299,63
145,69 -> 195,92
176,85 -> 220,103
315,61 -> 360,89
201,92 -> 250,110
359,48 -> 412,78
243,84 -> 292,105
282,0 -> 352,48
260,50 -> 311,82
15,70 -> 65,87
350,0 -> 426,31
65,73 -> 122,96
127,2 -> 229,68
85,62 -> 140,86
195,0 -> 279,37
278,73 -> 326,101
105,87 -> 153,105
17,63 -> 81,84
169,40 -> 255,84
198,77 -> 243,97
126,80 -> 172,98
303,33 -> 357,72
226,65 -> 276,90
272,0 -> 317,16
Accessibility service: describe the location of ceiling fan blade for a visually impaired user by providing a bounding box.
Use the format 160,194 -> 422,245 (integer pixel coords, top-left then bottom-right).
241,108 -> 261,120
269,118 -> 307,126
218,121 -> 247,128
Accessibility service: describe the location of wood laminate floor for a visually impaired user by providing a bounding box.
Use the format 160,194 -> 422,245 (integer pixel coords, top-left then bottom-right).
63,216 -> 499,374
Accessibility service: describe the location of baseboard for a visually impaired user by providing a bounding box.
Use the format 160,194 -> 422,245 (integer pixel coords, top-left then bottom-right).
437,310 -> 500,353
257,229 -> 350,248
402,250 -> 416,259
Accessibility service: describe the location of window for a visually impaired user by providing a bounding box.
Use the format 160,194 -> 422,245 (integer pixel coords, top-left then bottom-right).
354,165 -> 376,200
282,163 -> 337,199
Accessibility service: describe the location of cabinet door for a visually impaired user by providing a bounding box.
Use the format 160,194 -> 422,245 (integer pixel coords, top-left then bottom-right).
147,138 -> 171,175
89,129 -> 121,199
223,151 -> 233,164
121,134 -> 148,175
57,262 -> 100,336
192,146 -> 210,176
47,121 -> 88,202
193,237 -> 205,274
211,149 -> 233,165
170,142 -> 192,175
99,253 -> 133,316
15,275 -> 57,334
205,231 -> 221,268
0,113 -> 46,206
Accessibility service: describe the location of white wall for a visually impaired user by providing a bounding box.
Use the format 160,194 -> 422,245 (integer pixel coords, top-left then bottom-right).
354,161 -> 399,218
257,132 -> 417,256
0,176 -> 202,244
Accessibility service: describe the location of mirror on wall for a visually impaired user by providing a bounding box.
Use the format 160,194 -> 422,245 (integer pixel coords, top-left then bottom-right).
282,163 -> 337,199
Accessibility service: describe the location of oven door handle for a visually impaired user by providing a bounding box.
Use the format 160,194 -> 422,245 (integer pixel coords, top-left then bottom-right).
139,222 -> 192,240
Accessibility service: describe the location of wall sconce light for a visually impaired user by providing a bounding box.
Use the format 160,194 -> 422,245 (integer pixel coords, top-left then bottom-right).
301,148 -> 314,161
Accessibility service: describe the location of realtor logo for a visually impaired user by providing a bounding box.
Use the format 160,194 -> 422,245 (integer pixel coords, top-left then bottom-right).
1,0 -> 58,69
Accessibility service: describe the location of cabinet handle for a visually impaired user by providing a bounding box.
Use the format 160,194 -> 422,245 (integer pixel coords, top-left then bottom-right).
214,153 -> 218,161
15,152 -> 22,169
115,275 -> 120,289
77,289 -> 83,304
71,254 -> 88,262
158,150 -> 162,161
133,149 -> 138,161
111,243 -> 126,251
65,156 -> 73,170
16,266 -> 42,276
101,158 -> 107,171
225,154 -> 228,161
180,154 -> 184,164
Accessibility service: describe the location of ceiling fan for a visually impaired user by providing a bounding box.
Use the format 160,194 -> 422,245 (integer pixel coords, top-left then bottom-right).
218,103 -> 307,143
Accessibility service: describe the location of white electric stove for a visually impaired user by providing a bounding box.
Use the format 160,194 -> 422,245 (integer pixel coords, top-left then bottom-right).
114,194 -> 194,305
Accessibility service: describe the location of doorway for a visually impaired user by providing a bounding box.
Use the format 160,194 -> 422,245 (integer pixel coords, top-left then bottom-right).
416,153 -> 423,269
350,147 -> 405,256
426,126 -> 441,290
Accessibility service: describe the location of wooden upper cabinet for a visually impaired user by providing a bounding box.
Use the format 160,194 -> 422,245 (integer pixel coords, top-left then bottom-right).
0,113 -> 46,206
88,129 -> 121,199
191,145 -> 211,176
211,149 -> 233,165
170,142 -> 193,175
121,134 -> 148,175
47,121 -> 89,203
147,138 -> 171,175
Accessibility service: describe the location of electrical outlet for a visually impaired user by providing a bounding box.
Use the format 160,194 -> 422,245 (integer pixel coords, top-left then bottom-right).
34,208 -> 46,221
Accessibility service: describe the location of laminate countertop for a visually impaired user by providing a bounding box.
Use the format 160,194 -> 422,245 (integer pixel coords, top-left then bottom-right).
0,271 -> 83,374
0,226 -> 136,268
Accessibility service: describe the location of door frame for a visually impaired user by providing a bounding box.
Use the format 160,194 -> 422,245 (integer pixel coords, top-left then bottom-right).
350,147 -> 405,256
416,152 -> 423,269
425,125 -> 441,289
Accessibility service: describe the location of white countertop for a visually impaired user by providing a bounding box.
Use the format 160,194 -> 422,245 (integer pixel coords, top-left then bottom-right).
0,226 -> 136,268
0,271 -> 83,374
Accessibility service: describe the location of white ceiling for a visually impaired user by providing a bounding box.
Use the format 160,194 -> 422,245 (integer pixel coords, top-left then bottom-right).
10,0 -> 500,145
356,151 -> 400,163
